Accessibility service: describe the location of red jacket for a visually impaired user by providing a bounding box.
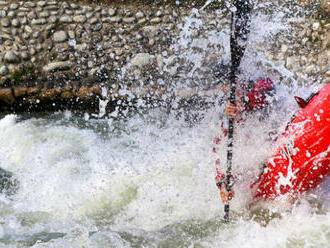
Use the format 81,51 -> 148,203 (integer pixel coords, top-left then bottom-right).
242,77 -> 275,111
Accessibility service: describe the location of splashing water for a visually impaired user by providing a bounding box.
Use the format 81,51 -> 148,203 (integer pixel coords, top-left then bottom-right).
0,1 -> 329,247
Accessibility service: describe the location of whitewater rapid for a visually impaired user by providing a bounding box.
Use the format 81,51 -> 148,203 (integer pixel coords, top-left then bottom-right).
0,84 -> 329,247
0,1 -> 329,246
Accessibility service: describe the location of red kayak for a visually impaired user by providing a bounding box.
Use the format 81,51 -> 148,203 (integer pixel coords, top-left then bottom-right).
253,83 -> 330,200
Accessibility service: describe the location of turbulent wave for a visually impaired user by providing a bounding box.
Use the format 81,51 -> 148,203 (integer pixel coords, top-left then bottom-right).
0,1 -> 328,247
0,83 -> 329,247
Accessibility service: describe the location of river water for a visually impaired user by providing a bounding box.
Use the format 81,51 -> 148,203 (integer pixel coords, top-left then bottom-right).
0,82 -> 329,247
1,2 -> 329,248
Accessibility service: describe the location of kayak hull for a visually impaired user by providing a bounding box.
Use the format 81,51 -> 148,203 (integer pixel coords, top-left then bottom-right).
254,83 -> 330,200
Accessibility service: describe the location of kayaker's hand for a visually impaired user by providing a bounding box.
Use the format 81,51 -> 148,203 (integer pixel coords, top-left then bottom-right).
220,183 -> 234,203
225,102 -> 242,120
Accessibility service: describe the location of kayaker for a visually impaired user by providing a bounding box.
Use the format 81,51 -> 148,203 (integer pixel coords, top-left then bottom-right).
212,62 -> 276,203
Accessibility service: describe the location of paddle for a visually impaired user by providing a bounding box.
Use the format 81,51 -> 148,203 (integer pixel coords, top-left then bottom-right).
224,0 -> 253,222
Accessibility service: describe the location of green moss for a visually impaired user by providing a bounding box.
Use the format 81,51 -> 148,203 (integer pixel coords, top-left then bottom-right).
10,65 -> 36,85
50,51 -> 58,61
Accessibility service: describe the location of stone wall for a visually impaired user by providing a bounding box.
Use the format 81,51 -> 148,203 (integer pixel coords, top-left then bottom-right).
0,1 -> 185,113
0,0 -> 329,114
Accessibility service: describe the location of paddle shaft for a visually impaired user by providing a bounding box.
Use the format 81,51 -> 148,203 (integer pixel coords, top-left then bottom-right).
224,0 -> 252,222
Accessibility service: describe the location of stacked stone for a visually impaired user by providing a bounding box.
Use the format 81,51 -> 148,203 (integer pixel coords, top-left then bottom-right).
0,1 -> 182,110
0,1 -> 179,83
256,17 -> 330,84
0,0 -> 329,113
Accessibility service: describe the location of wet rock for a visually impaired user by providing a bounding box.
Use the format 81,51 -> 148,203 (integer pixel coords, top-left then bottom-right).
11,28 -> 18,36
31,18 -> 47,25
7,11 -> 16,18
108,8 -> 116,16
1,18 -> 10,27
43,61 -> 71,72
4,51 -> 20,63
0,65 -> 9,76
162,15 -> 170,23
21,51 -> 30,60
0,33 -> 12,42
68,30 -> 75,39
53,31 -> 68,43
65,10 -> 74,15
130,53 -> 153,67
93,23 -> 103,32
123,17 -> 135,24
27,86 -> 41,94
25,2 -> 36,8
156,54 -> 164,69
27,11 -> 37,20
61,2 -> 69,9
49,16 -> 58,23
73,15 -> 87,23
70,3 -> 80,9
89,67 -> 101,76
305,65 -> 316,74
110,16 -> 121,23
45,5 -> 59,11
136,11 -> 144,19
95,6 -> 102,12
115,48 -> 123,56
18,7 -> 30,13
101,17 -> 111,23
20,17 -> 27,25
37,1 -> 46,7
137,18 -> 147,25
60,15 -> 72,23
39,88 -> 62,100
312,22 -> 320,31
39,11 -> 50,18
0,88 -> 15,104
31,56 -> 37,63
103,9 -> 111,16
111,35 -> 119,42
150,17 -> 162,24
42,39 -> 53,51
148,38 -> 155,46
286,56 -> 297,70
32,31 -> 40,39
29,47 -> 36,56
280,44 -> 288,53
13,86 -> 28,97
142,26 -> 159,37
89,17 -> 99,24
24,25 -> 33,33
9,3 -> 19,10
12,19 -> 20,27
0,10 -> 6,17
84,11 -> 94,19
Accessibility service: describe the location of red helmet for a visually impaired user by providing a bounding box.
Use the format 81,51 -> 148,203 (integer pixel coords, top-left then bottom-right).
254,78 -> 275,92
245,78 -> 275,110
